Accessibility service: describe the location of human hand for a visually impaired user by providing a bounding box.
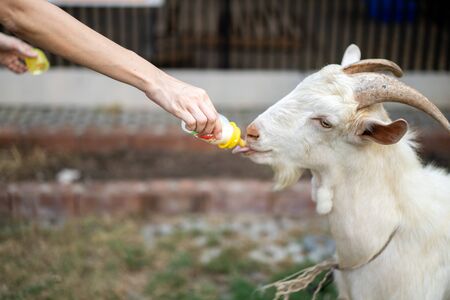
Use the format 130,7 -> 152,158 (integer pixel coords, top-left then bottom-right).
0,33 -> 37,74
146,70 -> 222,139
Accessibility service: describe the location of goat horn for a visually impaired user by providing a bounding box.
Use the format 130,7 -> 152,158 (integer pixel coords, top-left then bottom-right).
352,73 -> 450,131
344,59 -> 403,78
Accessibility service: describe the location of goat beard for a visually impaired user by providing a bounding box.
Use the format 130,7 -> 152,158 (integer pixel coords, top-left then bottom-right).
272,163 -> 305,191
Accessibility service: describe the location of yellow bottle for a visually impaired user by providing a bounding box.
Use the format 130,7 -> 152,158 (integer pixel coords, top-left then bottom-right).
25,48 -> 50,75
182,114 -> 246,149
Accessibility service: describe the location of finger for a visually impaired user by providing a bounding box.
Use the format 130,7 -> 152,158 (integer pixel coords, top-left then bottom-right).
199,102 -> 218,136
213,116 -> 222,140
182,113 -> 197,132
8,36 -> 37,58
15,44 -> 37,59
188,105 -> 208,134
3,57 -> 16,69
7,63 -> 23,74
6,58 -> 22,72
12,58 -> 27,72
199,92 -> 222,138
13,57 -> 27,73
0,33 -> 15,51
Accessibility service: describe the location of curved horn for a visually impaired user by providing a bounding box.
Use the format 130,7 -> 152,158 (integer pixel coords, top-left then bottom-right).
352,73 -> 450,131
344,59 -> 403,78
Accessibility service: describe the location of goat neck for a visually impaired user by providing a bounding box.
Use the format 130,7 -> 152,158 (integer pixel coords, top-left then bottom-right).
311,137 -> 420,267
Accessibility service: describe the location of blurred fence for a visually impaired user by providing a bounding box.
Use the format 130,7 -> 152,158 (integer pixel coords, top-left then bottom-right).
1,0 -> 449,70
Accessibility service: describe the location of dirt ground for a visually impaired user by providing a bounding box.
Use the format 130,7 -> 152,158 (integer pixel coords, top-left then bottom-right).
0,215 -> 336,300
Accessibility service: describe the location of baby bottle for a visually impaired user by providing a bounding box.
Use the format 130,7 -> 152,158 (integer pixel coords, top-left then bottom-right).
182,114 -> 246,149
25,48 -> 50,75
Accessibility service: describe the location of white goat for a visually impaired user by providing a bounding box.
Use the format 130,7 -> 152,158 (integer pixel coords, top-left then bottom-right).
237,45 -> 450,299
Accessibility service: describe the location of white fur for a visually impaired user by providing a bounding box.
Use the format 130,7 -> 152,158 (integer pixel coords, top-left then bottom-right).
246,45 -> 450,299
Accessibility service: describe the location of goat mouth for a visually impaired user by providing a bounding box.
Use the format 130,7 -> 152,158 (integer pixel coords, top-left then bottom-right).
232,146 -> 272,156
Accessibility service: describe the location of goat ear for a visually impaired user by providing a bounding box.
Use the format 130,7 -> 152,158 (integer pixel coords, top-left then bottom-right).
357,118 -> 408,145
341,44 -> 361,67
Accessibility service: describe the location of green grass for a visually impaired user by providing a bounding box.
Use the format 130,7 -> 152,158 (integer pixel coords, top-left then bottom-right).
0,217 -> 336,300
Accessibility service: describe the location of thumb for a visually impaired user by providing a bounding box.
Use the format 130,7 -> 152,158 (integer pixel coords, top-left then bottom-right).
15,43 -> 37,59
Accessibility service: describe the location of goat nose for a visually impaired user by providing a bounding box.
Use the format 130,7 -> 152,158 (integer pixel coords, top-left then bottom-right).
246,124 -> 260,140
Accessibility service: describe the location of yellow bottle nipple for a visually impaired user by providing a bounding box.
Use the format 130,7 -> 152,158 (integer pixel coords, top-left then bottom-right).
25,48 -> 50,75
218,122 -> 246,149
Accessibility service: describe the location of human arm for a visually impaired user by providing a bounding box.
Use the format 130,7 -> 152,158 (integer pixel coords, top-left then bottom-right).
0,0 -> 220,136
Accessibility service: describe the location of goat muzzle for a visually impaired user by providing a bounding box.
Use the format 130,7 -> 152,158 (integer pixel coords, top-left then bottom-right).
246,123 -> 260,140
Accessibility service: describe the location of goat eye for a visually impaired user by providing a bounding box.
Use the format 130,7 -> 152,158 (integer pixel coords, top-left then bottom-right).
320,119 -> 332,128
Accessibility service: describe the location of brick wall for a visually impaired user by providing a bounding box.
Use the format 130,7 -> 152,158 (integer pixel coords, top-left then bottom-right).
0,179 -> 315,222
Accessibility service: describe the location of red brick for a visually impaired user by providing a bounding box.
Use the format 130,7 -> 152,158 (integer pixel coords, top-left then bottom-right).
1,179 -> 315,221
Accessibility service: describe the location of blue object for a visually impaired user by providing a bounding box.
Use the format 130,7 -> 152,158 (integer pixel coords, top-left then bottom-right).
366,0 -> 417,23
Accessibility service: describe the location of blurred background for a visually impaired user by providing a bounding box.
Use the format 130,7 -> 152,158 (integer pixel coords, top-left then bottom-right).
0,0 -> 449,299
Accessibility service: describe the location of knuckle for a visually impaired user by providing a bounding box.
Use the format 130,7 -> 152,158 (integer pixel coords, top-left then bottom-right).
186,121 -> 196,128
208,118 -> 217,126
170,103 -> 184,116
198,89 -> 208,99
187,98 -> 197,107
198,117 -> 207,126
174,107 -> 184,116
